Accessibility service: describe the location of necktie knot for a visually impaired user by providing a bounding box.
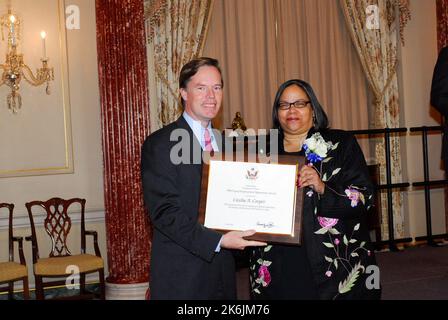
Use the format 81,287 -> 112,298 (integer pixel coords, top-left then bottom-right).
204,128 -> 213,151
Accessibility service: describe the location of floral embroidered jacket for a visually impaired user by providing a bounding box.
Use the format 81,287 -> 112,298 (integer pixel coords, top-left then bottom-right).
250,129 -> 381,300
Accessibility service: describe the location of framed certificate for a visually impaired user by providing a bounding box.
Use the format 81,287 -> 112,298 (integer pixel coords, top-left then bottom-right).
198,153 -> 305,245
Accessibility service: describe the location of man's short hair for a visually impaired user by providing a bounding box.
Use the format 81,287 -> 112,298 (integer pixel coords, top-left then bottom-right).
179,57 -> 224,108
179,57 -> 223,89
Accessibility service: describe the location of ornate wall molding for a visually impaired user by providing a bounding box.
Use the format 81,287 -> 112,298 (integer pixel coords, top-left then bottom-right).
0,0 -> 73,178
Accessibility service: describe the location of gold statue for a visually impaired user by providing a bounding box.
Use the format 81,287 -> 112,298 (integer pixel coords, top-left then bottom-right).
231,112 -> 247,131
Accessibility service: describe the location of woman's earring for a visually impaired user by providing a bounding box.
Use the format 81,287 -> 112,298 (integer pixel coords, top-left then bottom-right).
313,113 -> 316,126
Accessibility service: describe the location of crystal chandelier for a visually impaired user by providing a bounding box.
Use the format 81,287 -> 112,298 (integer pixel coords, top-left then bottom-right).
0,10 -> 54,113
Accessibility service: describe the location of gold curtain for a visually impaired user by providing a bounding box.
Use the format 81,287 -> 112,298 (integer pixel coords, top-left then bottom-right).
144,0 -> 213,131
340,0 -> 411,239
203,0 -> 370,153
275,0 -> 370,133
202,0 -> 279,131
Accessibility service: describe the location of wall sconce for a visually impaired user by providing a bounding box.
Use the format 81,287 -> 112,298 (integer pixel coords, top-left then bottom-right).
0,10 -> 54,113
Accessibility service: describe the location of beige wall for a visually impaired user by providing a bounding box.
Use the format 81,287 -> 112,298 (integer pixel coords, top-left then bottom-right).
0,0 -> 107,290
399,0 -> 445,239
0,0 -> 444,294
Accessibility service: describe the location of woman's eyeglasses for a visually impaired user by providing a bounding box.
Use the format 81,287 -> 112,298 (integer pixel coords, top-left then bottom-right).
278,100 -> 310,111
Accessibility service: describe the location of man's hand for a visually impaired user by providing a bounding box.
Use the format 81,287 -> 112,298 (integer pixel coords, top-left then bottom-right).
220,230 -> 267,250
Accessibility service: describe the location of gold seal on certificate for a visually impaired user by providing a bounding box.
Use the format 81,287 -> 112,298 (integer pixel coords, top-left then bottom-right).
198,154 -> 305,245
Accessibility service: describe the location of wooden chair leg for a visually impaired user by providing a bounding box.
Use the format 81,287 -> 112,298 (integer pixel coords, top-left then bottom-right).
22,277 -> 30,300
35,276 -> 45,300
98,269 -> 105,300
8,281 -> 14,299
80,273 -> 86,294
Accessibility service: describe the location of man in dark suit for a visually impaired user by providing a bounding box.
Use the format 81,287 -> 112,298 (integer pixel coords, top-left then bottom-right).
431,46 -> 448,170
141,57 -> 266,299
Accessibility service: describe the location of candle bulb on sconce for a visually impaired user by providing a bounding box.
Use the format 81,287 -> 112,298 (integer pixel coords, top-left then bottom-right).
9,14 -> 15,46
40,30 -> 47,59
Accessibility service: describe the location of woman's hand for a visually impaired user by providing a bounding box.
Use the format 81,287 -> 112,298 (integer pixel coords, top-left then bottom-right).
298,163 -> 325,194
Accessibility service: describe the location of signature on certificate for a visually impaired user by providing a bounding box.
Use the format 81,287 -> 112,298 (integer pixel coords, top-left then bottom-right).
256,221 -> 275,228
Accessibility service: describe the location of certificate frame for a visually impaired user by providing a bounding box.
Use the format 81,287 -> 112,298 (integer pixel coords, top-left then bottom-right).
198,153 -> 305,245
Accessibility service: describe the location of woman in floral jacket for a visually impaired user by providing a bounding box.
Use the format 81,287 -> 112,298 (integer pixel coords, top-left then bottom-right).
250,79 -> 381,300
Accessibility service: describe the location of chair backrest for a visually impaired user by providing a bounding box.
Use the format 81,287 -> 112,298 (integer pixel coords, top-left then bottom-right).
25,198 -> 86,259
0,203 -> 14,262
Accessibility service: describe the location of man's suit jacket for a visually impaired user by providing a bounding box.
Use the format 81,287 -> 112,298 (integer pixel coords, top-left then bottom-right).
141,116 -> 236,299
431,46 -> 448,168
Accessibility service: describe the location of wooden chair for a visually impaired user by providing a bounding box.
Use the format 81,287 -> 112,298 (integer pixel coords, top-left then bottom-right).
25,198 -> 105,300
367,164 -> 383,250
0,203 -> 30,299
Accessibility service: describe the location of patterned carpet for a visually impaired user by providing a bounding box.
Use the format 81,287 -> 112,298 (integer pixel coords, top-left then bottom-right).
376,244 -> 448,300
0,283 -> 100,300
236,243 -> 448,300
3,244 -> 448,300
